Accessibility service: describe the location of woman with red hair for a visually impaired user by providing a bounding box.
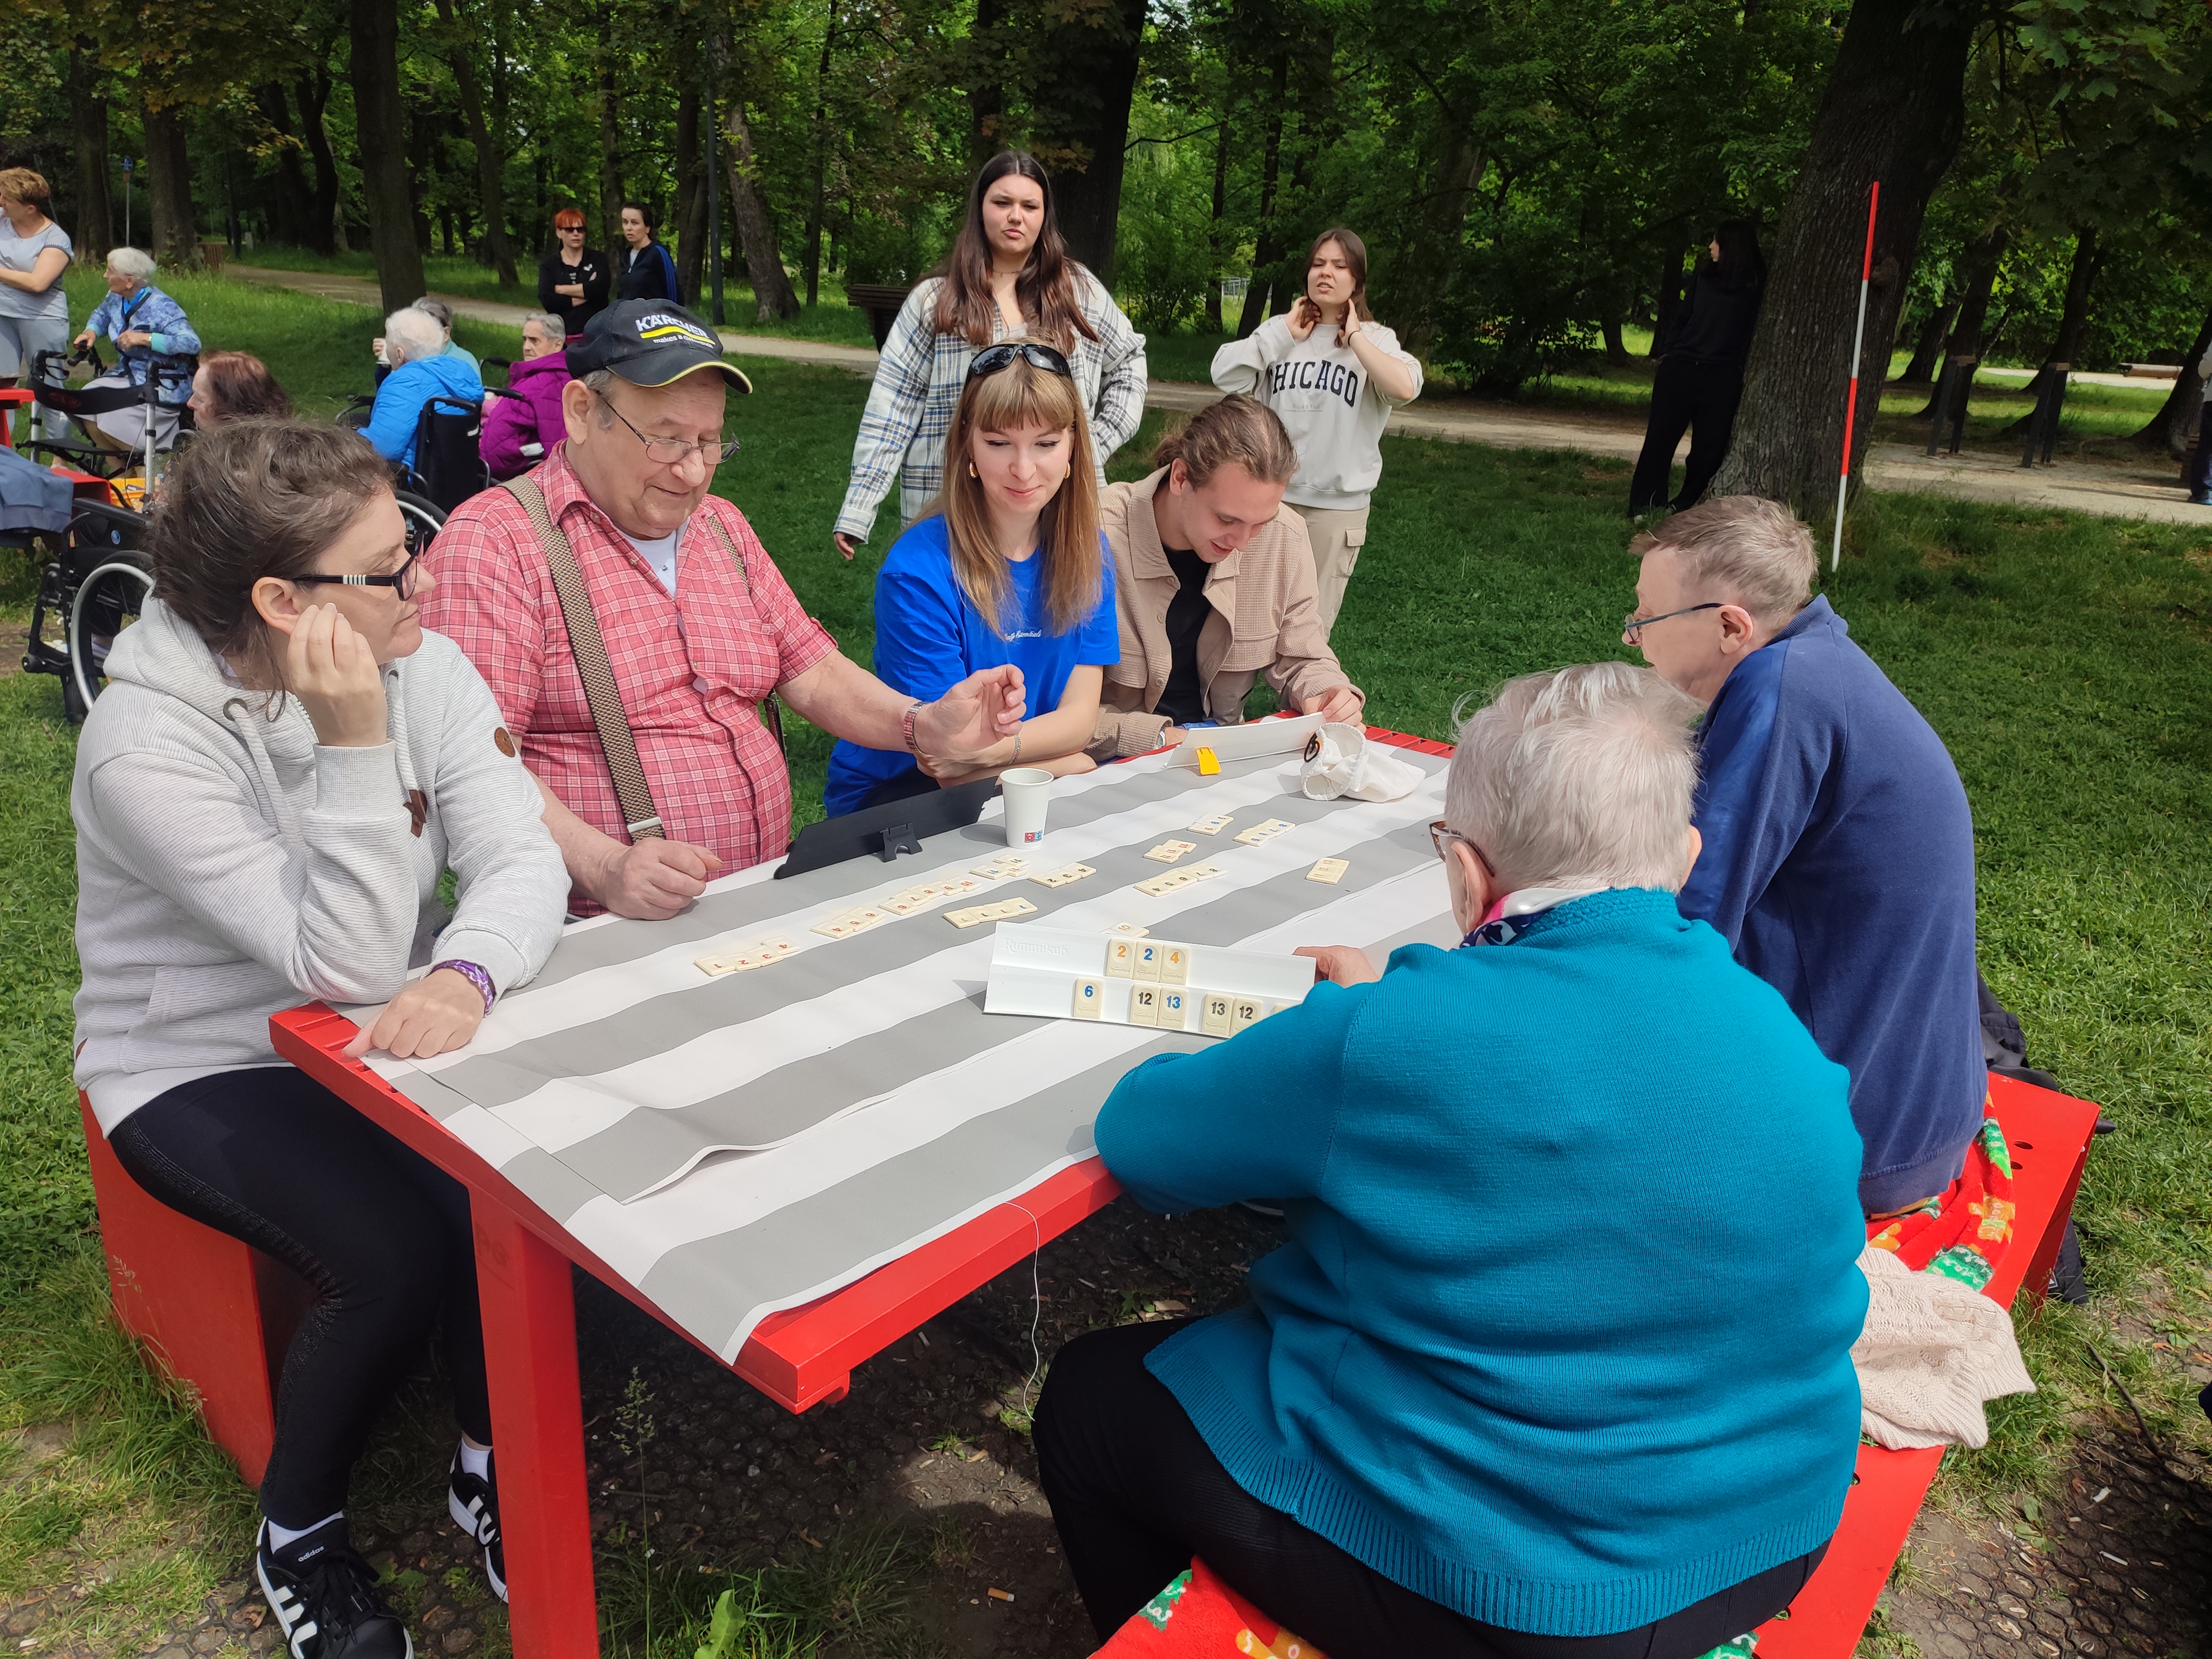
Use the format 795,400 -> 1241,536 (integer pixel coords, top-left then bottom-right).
535,208 -> 610,341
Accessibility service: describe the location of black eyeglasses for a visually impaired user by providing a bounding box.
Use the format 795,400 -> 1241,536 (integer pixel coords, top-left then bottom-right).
1428,819 -> 1496,878
596,389 -> 741,467
967,342 -> 1073,383
1621,602 -> 1724,641
294,547 -> 422,601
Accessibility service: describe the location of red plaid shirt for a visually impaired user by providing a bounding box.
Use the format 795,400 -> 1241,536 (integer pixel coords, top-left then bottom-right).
420,448 -> 838,909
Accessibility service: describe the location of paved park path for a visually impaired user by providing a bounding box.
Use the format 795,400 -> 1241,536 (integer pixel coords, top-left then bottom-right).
228,262 -> 2209,526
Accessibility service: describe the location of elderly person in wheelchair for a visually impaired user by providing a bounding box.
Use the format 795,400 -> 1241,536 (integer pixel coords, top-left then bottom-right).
358,306 -> 484,473
71,247 -> 200,456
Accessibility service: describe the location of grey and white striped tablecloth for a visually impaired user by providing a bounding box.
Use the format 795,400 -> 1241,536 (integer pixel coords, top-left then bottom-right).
364,746 -> 1458,1364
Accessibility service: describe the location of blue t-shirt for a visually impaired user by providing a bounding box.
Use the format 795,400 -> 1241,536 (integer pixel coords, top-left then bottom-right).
825,515 -> 1120,817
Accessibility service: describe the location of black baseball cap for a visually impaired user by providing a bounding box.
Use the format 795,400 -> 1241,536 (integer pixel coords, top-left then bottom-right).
566,300 -> 753,394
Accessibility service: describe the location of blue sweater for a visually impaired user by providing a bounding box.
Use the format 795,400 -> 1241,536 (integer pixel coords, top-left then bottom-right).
1097,889 -> 1866,1637
1678,596 -> 1985,1212
364,354 -> 485,470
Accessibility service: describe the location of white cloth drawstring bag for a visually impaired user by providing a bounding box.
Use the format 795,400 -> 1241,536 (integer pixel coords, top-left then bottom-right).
1298,722 -> 1425,803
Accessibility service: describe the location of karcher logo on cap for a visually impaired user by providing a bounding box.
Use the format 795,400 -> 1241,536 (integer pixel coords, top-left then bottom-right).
634,312 -> 717,349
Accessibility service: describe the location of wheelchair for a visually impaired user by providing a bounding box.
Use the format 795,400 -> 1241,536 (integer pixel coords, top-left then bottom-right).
338,388 -> 492,519
23,345 -> 197,484
16,499 -> 152,723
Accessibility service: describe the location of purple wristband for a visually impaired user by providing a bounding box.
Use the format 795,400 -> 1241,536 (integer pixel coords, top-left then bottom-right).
434,960 -> 497,1015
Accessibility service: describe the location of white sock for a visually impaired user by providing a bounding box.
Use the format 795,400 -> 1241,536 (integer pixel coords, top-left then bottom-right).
457,1439 -> 491,1480
265,1510 -> 345,1553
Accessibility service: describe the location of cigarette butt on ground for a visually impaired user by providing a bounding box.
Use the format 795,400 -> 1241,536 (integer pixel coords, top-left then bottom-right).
987,1587 -> 1015,1602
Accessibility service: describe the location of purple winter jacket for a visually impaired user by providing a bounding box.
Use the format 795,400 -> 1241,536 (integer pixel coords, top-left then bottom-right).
478,351 -> 573,480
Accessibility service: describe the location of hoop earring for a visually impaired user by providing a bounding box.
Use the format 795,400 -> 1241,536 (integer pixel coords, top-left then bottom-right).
969,462 -> 978,478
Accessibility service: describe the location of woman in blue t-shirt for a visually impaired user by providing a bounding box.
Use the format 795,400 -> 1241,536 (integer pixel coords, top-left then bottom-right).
826,343 -> 1119,816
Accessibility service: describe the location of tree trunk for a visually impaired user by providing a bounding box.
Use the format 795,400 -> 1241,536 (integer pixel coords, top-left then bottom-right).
1898,295 -> 1958,384
69,50 -> 114,263
1603,310 -> 1629,366
254,85 -> 315,248
2128,302 -> 2212,457
1390,123 -> 1480,358
596,8 -> 625,260
1709,0 -> 1979,522
801,0 -> 838,309
2009,227 -> 2100,411
296,70 -> 341,257
1029,0 -> 1149,283
967,0 -> 1008,169
1918,223 -> 2005,416
1233,55 -> 1291,342
676,77 -> 707,305
1649,245 -> 1687,357
351,0 -> 426,308
142,101 -> 199,267
1204,117 -> 1229,331
431,0 -> 519,286
722,92 -> 799,320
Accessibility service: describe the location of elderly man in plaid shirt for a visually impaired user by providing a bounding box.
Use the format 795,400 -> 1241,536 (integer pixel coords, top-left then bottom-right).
421,301 -> 1024,919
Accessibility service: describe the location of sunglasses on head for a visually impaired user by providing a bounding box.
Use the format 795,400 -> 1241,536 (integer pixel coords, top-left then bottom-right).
967,342 -> 1072,383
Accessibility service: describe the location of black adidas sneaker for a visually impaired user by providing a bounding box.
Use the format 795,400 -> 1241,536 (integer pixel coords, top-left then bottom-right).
447,1448 -> 508,1602
253,1516 -> 413,1659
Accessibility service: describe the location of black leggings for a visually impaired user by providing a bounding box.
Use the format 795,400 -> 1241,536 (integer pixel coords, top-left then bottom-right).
1035,1321 -> 1828,1659
1630,357 -> 1746,513
107,1065 -> 492,1527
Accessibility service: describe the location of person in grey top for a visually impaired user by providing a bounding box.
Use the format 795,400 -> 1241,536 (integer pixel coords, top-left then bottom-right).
0,167 -> 75,446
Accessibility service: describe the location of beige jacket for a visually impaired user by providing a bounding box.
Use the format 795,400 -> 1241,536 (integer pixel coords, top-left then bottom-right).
1090,469 -> 1360,760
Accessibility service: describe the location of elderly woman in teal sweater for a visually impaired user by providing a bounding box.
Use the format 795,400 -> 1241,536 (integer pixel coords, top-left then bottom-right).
1036,662 -> 1869,1659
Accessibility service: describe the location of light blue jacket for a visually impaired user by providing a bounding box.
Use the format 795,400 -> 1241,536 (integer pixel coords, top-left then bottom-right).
84,285 -> 201,404
364,354 -> 485,470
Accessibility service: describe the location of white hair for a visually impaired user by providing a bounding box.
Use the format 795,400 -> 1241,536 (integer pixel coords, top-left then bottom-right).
107,247 -> 156,281
383,307 -> 445,364
523,312 -> 568,352
1634,495 -> 1816,630
1443,662 -> 1703,893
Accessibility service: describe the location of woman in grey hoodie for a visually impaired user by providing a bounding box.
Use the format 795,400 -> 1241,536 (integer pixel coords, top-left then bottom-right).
1211,227 -> 1422,639
72,423 -> 568,1658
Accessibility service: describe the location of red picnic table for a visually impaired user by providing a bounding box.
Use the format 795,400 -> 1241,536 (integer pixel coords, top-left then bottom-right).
74,716 -> 2099,1659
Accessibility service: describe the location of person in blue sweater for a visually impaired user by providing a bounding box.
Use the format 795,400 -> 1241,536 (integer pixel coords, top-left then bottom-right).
362,306 -> 484,473
1039,662 -> 1867,1659
72,247 -> 202,453
1624,495 -> 1985,1214
824,343 -> 1117,815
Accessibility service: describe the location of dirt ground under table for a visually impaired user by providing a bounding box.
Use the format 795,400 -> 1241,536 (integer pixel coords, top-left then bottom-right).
13,1197 -> 2210,1658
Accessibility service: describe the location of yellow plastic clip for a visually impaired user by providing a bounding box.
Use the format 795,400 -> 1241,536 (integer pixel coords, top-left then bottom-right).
1196,745 -> 1220,776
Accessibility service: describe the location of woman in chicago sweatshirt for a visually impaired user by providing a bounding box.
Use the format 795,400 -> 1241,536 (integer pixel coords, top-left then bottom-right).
1211,227 -> 1422,637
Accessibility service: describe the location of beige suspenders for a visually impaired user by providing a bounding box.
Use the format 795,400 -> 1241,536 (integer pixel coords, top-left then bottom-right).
502,478 -> 784,847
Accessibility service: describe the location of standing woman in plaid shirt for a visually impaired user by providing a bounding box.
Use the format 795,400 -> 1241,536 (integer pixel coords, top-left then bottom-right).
832,151 -> 1147,559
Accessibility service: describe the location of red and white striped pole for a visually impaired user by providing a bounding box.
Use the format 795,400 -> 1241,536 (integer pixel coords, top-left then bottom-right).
1832,180 -> 1881,572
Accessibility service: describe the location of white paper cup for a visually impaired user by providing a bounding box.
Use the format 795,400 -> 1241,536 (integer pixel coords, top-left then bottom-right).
1000,767 -> 1054,846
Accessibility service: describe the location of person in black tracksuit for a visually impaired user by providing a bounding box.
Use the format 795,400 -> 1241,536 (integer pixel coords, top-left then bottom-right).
1630,220 -> 1765,514
538,207 -> 611,341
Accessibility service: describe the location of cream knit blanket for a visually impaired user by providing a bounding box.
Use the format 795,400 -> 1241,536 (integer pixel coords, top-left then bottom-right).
1853,1246 -> 2036,1449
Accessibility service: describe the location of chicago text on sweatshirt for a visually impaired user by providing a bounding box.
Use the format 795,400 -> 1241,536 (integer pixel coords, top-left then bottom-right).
1210,315 -> 1422,512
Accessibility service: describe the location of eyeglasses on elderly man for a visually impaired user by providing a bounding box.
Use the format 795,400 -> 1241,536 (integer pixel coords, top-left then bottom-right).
1041,659 -> 1870,1657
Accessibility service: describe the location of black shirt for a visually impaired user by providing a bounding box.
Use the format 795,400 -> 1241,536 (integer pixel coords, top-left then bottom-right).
618,242 -> 676,304
1154,546 -> 1214,727
537,252 -> 611,338
1667,270 -> 1762,366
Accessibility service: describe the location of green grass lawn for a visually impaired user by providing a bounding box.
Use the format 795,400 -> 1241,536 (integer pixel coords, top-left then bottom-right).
4,279 -> 2209,1651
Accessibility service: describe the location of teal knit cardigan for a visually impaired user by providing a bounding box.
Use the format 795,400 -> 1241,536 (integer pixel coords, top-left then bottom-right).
1095,888 -> 1867,1636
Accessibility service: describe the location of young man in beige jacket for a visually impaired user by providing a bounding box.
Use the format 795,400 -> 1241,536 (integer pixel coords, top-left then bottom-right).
1089,395 -> 1364,761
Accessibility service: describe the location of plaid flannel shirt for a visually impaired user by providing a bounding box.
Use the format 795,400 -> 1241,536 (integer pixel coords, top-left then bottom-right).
833,269 -> 1147,545
419,448 -> 839,911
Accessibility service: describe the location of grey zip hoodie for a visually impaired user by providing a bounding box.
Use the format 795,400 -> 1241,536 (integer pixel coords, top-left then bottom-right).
72,599 -> 569,1134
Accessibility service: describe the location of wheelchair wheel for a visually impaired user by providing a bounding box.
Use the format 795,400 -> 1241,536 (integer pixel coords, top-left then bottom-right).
396,490 -> 447,558
68,556 -> 154,718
